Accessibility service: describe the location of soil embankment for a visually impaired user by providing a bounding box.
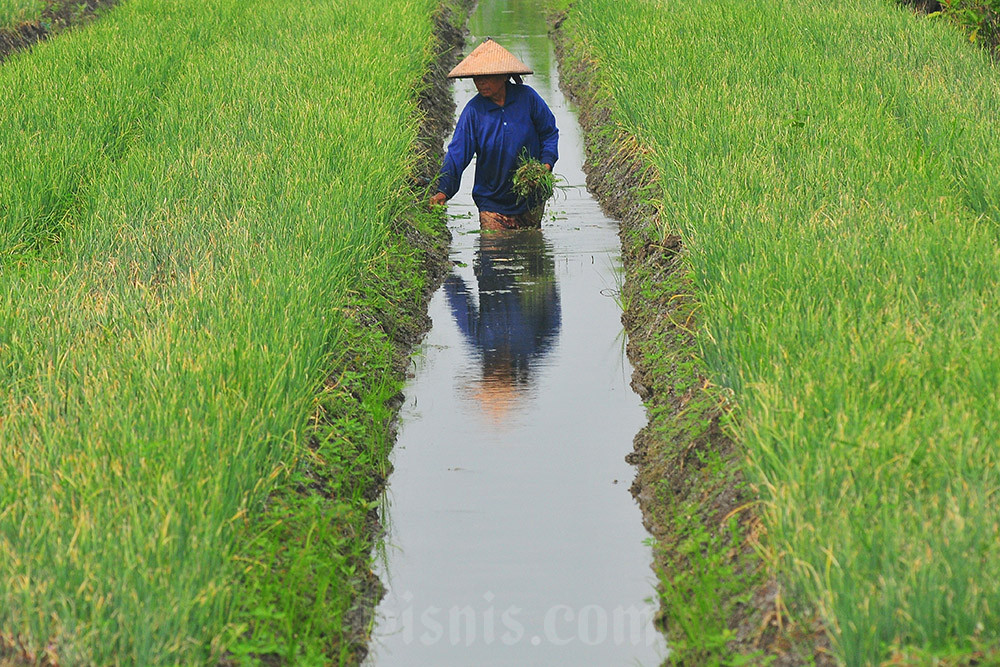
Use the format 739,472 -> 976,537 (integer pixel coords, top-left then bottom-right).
551,14 -> 831,666
0,0 -> 120,63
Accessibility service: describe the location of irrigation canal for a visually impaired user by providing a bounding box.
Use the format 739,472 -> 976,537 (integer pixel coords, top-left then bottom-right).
366,1 -> 667,663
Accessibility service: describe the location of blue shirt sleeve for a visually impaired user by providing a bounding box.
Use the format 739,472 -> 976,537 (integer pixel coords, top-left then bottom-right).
530,87 -> 559,168
437,103 -> 476,199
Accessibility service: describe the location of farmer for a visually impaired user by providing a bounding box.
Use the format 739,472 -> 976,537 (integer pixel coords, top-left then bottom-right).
430,38 -> 559,230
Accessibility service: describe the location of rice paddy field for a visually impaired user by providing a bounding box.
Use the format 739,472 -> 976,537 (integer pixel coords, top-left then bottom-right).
558,0 -> 1000,661
0,0 -> 448,663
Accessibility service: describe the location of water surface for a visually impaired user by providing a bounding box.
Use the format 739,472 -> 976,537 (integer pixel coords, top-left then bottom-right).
367,2 -> 667,664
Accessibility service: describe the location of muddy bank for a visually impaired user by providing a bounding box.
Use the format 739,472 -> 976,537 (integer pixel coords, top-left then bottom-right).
550,13 -> 832,666
0,0 -> 120,63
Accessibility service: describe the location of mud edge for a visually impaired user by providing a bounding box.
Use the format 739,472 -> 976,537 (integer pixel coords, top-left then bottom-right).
550,11 -> 832,666
0,0 -> 121,64
300,1 -> 474,662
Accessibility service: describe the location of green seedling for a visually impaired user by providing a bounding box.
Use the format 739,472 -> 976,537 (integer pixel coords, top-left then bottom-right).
511,153 -> 557,205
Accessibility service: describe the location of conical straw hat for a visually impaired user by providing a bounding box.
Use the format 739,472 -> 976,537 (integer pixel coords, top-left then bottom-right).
447,38 -> 533,79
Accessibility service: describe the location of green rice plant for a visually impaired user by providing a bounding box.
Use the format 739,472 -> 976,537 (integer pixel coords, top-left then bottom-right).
511,153 -> 556,205
561,0 -> 1000,661
0,0 -> 442,663
0,0 -> 43,26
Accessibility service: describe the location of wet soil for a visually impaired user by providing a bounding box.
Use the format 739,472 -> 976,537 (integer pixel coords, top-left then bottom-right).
551,13 -> 834,666
0,0 -> 120,64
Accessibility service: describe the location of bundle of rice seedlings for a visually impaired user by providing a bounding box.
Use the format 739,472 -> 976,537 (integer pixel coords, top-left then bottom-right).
511,154 -> 556,207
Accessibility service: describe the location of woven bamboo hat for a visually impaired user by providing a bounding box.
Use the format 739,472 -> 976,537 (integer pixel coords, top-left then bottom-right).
447,38 -> 533,79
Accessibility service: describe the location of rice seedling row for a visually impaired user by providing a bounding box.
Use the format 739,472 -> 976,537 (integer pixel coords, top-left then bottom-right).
0,0 -> 447,663
558,0 -> 1000,661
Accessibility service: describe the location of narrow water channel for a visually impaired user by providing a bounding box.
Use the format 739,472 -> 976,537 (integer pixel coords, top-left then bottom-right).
367,1 -> 667,664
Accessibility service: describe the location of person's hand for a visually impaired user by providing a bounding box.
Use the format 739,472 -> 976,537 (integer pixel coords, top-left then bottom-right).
429,192 -> 447,208
543,163 -> 552,171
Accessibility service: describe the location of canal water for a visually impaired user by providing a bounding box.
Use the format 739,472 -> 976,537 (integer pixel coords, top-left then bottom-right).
366,1 -> 667,664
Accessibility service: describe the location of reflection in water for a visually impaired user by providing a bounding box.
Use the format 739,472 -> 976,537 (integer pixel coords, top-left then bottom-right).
444,231 -> 560,423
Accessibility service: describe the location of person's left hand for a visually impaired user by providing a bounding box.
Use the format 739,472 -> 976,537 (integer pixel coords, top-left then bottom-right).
543,164 -> 552,171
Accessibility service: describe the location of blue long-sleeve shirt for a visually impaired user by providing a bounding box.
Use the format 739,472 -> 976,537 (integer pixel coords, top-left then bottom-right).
437,82 -> 559,216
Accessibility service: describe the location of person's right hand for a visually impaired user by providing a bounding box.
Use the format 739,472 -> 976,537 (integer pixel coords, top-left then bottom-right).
429,192 -> 447,208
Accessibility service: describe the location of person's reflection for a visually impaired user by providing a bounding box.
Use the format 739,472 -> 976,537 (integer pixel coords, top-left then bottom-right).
444,230 -> 561,423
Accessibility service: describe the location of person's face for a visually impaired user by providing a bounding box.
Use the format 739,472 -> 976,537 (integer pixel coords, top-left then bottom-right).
473,75 -> 507,100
